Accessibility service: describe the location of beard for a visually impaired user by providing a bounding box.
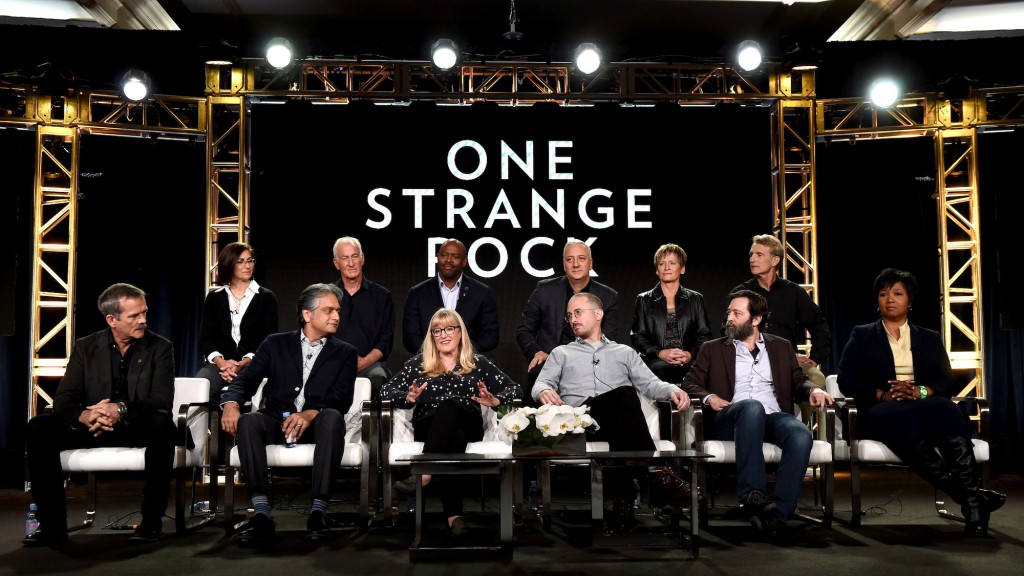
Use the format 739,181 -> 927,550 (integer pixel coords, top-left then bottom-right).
726,318 -> 754,341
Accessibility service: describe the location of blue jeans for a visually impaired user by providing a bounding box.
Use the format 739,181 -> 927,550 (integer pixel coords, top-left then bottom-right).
713,399 -> 812,518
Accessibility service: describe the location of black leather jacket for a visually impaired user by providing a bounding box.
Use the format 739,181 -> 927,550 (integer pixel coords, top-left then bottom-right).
631,283 -> 712,366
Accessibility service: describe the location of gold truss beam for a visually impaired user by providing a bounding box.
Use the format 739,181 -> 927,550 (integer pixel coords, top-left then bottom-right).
228,59 -> 780,103
28,125 -> 78,418
936,128 -> 985,399
204,66 -> 252,289
769,71 -> 820,357
816,91 -> 1008,404
2,87 -> 206,416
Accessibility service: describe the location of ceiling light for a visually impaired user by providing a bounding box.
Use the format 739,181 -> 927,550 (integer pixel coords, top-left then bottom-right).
431,39 -> 459,70
869,78 -> 900,108
574,43 -> 602,75
736,40 -> 763,72
121,70 -> 151,102
266,37 -> 294,69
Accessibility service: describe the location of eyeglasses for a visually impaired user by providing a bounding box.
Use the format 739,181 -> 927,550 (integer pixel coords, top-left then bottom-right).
565,308 -> 598,322
430,325 -> 461,337
235,258 -> 256,265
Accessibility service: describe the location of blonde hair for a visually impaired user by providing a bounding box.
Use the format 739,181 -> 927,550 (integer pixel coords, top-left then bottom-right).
421,308 -> 476,377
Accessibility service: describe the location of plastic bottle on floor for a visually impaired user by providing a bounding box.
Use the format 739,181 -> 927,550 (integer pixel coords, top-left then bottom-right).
25,503 -> 39,536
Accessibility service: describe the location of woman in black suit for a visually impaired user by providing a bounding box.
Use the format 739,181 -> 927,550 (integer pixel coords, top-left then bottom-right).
195,242 -> 279,394
837,268 -> 1005,536
631,243 -> 711,382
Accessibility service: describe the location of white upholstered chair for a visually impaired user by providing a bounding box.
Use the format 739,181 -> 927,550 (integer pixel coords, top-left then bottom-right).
58,377 -> 213,534
683,395 -> 835,527
223,377 -> 375,530
532,392 -> 685,524
825,374 -> 991,526
380,400 -> 514,519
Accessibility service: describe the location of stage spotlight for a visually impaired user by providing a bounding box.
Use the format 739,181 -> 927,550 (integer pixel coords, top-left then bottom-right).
431,39 -> 459,70
574,43 -> 601,75
869,77 -> 900,108
736,40 -> 763,72
121,70 -> 151,102
266,37 -> 294,69
203,39 -> 238,66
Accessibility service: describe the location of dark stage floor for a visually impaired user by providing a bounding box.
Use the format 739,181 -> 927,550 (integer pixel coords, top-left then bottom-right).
2,467 -> 1023,576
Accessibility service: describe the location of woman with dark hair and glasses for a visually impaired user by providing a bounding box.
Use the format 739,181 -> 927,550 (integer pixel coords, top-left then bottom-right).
382,308 -> 520,536
196,242 -> 279,393
837,268 -> 1005,536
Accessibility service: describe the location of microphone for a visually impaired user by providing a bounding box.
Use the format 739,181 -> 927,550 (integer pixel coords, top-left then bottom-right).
306,353 -> 313,360
593,358 -> 600,366
750,347 -> 760,365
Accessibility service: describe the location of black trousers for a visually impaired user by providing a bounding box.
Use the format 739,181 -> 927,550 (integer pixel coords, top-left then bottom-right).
236,408 -> 345,501
583,386 -> 657,499
413,400 -> 483,517
26,411 -> 175,531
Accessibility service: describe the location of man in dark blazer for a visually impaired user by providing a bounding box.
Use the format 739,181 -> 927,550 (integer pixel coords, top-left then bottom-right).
220,283 -> 357,545
516,240 -> 619,386
402,238 -> 499,354
25,283 -> 175,546
682,289 -> 832,538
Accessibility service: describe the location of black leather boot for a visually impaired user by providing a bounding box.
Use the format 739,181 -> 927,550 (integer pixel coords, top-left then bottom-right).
894,439 -> 963,501
938,435 -> 1006,536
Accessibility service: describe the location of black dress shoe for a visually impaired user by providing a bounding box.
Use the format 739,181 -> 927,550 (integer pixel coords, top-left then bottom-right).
235,514 -> 275,547
304,510 -> 333,542
128,517 -> 163,543
750,511 -> 788,540
393,477 -> 417,495
743,490 -> 778,517
23,527 -> 68,547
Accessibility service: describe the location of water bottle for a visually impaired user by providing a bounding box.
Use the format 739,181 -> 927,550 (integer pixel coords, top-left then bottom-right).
528,480 -> 539,512
26,503 -> 39,537
282,412 -> 296,447
632,478 -> 641,509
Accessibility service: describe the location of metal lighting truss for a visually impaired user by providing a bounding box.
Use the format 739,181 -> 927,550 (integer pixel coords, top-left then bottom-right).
5,59 -> 1023,418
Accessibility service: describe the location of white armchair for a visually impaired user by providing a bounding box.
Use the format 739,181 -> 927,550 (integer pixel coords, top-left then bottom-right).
683,395 -> 834,527
380,400 -> 514,519
223,377 -> 375,530
824,374 -> 991,526
58,377 -> 212,534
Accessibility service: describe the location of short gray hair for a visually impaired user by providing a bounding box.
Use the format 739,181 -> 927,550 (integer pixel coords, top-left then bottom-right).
332,236 -> 363,258
296,283 -> 344,327
97,283 -> 146,318
563,240 -> 592,260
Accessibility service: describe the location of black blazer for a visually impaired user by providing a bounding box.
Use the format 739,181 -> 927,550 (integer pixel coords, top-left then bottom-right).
54,329 -> 175,427
681,334 -> 814,415
631,283 -> 711,364
221,330 -> 358,419
402,275 -> 500,354
837,320 -> 956,414
515,276 -> 619,360
198,285 -> 279,362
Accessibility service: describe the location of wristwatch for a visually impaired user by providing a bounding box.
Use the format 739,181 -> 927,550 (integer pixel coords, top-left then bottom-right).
117,402 -> 128,417
918,386 -> 928,400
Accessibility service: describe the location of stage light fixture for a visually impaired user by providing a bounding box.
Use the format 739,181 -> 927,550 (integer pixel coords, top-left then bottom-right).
574,43 -> 602,75
431,39 -> 459,70
736,40 -> 763,72
266,37 -> 294,69
121,70 -> 151,102
869,77 -> 900,108
203,39 -> 238,66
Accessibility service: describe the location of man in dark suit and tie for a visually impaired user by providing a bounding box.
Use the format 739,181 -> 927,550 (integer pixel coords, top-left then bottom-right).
25,283 -> 175,546
516,240 -> 619,387
220,283 -> 357,545
681,289 -> 832,539
402,238 -> 499,354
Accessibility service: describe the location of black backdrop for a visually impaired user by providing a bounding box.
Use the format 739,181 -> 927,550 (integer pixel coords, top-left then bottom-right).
248,103 -> 771,381
3,104 -> 1021,481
